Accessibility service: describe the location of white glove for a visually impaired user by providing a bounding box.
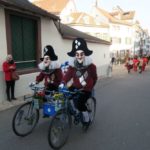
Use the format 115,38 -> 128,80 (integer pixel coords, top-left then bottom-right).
29,81 -> 37,87
59,83 -> 65,89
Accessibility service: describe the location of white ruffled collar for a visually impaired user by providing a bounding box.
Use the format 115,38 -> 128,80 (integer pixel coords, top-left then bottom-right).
68,57 -> 93,67
38,61 -> 60,70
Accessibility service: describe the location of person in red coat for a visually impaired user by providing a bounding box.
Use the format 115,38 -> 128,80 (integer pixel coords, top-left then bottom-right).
125,57 -> 133,73
60,38 -> 98,129
35,45 -> 62,91
133,55 -> 139,72
2,55 -> 17,101
142,55 -> 148,71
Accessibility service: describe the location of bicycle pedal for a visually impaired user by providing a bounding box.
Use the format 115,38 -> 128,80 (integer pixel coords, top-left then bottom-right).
74,119 -> 79,125
43,114 -> 49,118
82,121 -> 90,132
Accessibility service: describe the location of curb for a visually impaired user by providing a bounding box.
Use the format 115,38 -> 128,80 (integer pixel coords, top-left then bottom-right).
0,97 -> 25,112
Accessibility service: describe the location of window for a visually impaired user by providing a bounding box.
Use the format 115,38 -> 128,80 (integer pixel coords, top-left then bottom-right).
66,16 -> 73,23
83,16 -> 89,24
113,25 -> 120,31
112,37 -> 121,44
125,37 -> 132,45
10,15 -> 37,69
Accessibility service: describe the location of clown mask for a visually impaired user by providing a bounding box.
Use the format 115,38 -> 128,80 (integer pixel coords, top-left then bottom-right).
75,50 -> 85,64
43,55 -> 51,67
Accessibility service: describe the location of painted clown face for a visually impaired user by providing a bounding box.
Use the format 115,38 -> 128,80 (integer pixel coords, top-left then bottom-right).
75,50 -> 85,64
43,55 -> 51,67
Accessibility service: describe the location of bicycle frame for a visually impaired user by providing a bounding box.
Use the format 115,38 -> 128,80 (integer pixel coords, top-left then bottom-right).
58,88 -> 83,124
47,88 -> 96,149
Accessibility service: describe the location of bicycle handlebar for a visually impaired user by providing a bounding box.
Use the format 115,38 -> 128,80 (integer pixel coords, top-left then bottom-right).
29,84 -> 44,91
58,87 -> 83,95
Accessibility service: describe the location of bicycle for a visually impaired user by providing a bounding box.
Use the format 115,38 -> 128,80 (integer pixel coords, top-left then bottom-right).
12,84 -> 56,137
47,87 -> 96,150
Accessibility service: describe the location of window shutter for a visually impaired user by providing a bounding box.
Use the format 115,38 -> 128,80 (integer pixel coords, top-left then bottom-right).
10,15 -> 36,69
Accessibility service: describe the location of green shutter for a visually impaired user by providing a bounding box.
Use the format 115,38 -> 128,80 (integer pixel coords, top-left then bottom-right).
10,15 -> 36,69
22,18 -> 36,61
10,15 -> 24,61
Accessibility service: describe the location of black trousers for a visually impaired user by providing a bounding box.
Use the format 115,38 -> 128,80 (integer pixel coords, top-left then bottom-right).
69,87 -> 91,111
6,80 -> 15,100
75,91 -> 91,111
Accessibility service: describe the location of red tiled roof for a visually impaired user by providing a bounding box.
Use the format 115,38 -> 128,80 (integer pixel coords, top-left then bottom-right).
95,7 -> 132,26
0,0 -> 59,20
33,0 -> 69,14
65,12 -> 109,28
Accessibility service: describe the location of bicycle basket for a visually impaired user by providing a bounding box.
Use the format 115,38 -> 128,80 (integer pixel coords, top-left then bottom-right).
43,102 -> 56,116
43,99 -> 65,116
33,91 -> 45,109
34,98 -> 44,109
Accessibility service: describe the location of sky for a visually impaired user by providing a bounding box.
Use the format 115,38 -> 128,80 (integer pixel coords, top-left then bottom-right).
30,0 -> 150,31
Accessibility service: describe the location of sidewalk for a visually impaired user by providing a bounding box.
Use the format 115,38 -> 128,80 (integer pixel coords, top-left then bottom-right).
0,97 -> 25,112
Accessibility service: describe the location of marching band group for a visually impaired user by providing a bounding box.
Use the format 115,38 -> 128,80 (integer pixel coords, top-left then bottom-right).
125,55 -> 149,73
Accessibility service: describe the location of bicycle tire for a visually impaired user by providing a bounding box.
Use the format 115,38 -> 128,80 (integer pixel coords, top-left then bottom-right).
48,109 -> 72,149
12,102 -> 39,137
86,97 -> 96,126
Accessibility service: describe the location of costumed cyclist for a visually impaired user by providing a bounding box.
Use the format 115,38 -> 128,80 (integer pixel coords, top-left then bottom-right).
34,45 -> 62,91
59,37 -> 97,130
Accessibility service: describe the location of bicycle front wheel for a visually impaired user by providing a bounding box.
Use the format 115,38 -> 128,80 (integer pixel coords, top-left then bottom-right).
86,97 -> 96,125
12,102 -> 39,137
48,110 -> 72,149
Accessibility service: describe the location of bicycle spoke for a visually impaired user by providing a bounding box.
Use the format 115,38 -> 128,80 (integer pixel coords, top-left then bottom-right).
12,102 -> 39,137
48,111 -> 71,149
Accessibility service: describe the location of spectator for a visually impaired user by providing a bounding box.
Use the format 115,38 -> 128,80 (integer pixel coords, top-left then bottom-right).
111,57 -> 115,65
2,54 -> 17,101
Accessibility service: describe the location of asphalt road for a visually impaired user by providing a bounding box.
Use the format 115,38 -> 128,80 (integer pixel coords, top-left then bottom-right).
0,65 -> 150,150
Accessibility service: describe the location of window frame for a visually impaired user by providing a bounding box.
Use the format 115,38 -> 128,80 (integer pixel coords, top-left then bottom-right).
5,9 -> 41,75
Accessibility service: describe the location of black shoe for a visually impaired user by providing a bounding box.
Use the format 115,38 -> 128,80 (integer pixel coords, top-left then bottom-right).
74,115 -> 80,125
7,98 -> 11,102
43,114 -> 49,118
82,121 -> 91,132
11,97 -> 17,100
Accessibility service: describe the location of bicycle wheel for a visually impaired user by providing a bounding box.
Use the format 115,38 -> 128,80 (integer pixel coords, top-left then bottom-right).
12,102 -> 39,137
48,110 -> 72,149
86,97 -> 96,125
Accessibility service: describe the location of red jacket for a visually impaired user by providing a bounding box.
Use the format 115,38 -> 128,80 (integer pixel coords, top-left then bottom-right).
133,59 -> 139,66
2,61 -> 16,81
36,69 -> 62,88
143,57 -> 148,65
62,64 -> 97,91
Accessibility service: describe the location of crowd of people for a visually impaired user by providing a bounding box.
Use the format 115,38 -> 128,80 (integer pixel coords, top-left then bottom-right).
125,55 -> 149,74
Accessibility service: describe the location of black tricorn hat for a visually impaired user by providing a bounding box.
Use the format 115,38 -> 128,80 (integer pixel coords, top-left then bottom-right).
67,38 -> 93,57
40,45 -> 58,61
